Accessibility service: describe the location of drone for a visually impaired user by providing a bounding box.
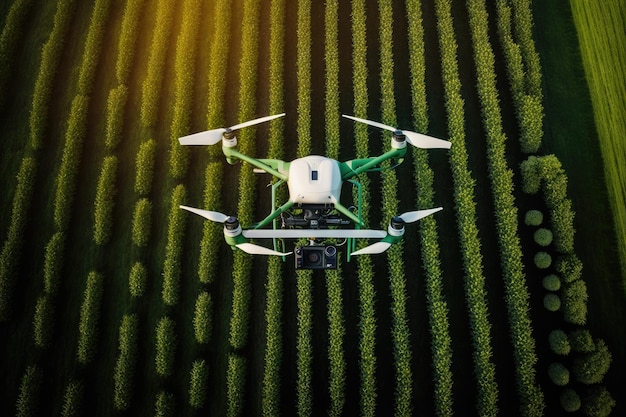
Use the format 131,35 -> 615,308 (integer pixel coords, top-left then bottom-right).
179,114 -> 450,270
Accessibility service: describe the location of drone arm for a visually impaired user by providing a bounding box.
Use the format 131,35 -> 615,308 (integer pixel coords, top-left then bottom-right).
340,147 -> 407,180
223,147 -> 289,181
252,200 -> 295,229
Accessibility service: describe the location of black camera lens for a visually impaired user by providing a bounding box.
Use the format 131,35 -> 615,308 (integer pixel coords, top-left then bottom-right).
324,245 -> 337,257
306,251 -> 322,265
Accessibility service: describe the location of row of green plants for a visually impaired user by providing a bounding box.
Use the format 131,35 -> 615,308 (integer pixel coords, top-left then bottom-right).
15,365 -> 42,417
0,0 -> 33,107
131,198 -> 152,248
162,184 -> 187,306
197,163 -> 222,283
168,0 -> 202,179
113,314 -> 139,410
188,359 -> 208,409
140,0 -> 176,127
405,0 -> 455,414
324,2 -> 346,416
114,0 -> 144,85
466,1 -> 544,416
134,139 -> 157,196
32,293 -> 54,348
155,316 -> 177,377
76,0 -> 111,95
433,0 -> 500,415
261,1 -> 286,415
60,379 -> 83,417
93,156 -> 118,245
350,1 -> 377,414
104,85 -> 128,150
193,291 -> 213,344
377,1 -> 414,415
77,271 -> 104,364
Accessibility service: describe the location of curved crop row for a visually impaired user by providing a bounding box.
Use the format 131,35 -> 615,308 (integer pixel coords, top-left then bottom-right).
115,0 -> 144,85
168,0 -> 202,179
0,0 -> 34,105
15,364 -> 42,417
113,314 -> 139,410
77,271 -> 104,364
140,0 -> 176,127
0,157 -> 36,320
76,0 -> 111,96
433,0 -> 499,415
466,1 -> 543,415
134,139 -> 157,196
93,155 -> 118,245
405,0 -> 454,415
33,293 -> 54,348
104,84 -> 128,150
162,184 -> 187,306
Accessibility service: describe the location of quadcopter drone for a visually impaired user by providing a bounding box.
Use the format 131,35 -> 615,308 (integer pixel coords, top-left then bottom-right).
179,114 -> 450,270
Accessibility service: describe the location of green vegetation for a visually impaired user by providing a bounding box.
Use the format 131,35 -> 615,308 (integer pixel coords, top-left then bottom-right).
77,271 -> 104,364
93,156 -> 118,245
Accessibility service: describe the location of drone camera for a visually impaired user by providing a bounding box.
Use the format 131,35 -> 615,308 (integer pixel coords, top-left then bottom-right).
294,245 -> 338,270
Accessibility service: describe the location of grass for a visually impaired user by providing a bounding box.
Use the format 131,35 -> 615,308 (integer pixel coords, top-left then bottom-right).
569,0 -> 626,291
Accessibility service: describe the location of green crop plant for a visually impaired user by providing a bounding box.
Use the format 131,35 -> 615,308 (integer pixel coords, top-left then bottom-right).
77,271 -> 104,364
104,85 -> 128,150
113,314 -> 138,410
155,316 -> 176,377
131,198 -> 152,247
61,379 -> 83,417
15,365 -> 42,417
128,262 -> 147,298
162,185 -> 187,306
193,291 -> 212,344
0,0 -> 34,104
32,294 -> 54,348
547,362 -> 569,386
114,0 -> 144,85
198,163 -> 223,284
227,354 -> 246,417
76,0 -> 111,96
134,139 -> 156,196
188,360 -> 208,409
93,156 -> 118,245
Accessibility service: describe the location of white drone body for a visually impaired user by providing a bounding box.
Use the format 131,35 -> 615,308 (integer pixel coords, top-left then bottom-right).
287,156 -> 342,205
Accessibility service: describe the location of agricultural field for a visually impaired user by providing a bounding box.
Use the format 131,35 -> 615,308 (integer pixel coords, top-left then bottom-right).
0,0 -> 623,416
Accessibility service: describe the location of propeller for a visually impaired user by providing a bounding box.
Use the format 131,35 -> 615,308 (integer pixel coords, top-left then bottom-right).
397,207 -> 443,223
343,115 -> 451,149
351,241 -> 392,256
179,113 -> 286,146
180,206 -> 291,256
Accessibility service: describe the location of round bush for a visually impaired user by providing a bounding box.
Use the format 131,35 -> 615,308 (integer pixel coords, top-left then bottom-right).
524,209 -> 543,226
548,329 -> 571,355
569,329 -> 594,353
559,388 -> 580,412
542,274 -> 561,291
533,228 -> 553,246
544,293 -> 561,312
573,339 -> 611,385
582,385 -> 615,417
548,362 -> 570,386
534,251 -> 552,269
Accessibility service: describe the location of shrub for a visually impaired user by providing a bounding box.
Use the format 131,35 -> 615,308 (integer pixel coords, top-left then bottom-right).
572,339 -> 611,384
43,231 -> 65,295
115,0 -> 144,84
61,379 -> 83,417
188,359 -> 208,409
533,228 -> 553,246
77,271 -> 104,364
155,316 -> 176,377
562,279 -> 588,325
555,254 -> 583,283
16,365 -> 42,417
33,294 -> 54,348
155,390 -> 175,417
129,262 -> 147,297
76,0 -> 112,96
542,274 -> 560,291
134,139 -> 156,196
543,172 -> 568,208
113,314 -> 138,410
581,386 -> 615,417
548,329 -> 570,355
131,198 -> 152,247
534,251 -> 552,269
547,362 -> 569,386
227,354 -> 246,417
105,85 -> 128,150
193,292 -> 212,344
559,388 -> 581,413
520,156 -> 541,194
543,293 -> 561,312
524,209 -> 543,226
518,94 -> 543,154
550,199 -> 575,253
569,329 -> 594,353
162,185 -> 186,306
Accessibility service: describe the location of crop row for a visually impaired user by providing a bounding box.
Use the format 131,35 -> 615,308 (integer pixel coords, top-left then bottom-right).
155,316 -> 177,377
132,198 -> 152,248
115,0 -> 144,85
61,379 -> 83,417
76,0 -> 111,95
162,184 -> 187,306
140,0 -> 176,127
16,365 -> 42,417
93,156 -> 118,245
168,0 -> 202,179
77,271 -> 104,364
350,1 -> 377,414
113,314 -> 139,410
433,0 -> 500,415
193,291 -> 212,344
197,163 -> 223,283
261,1 -> 286,414
465,1 -> 543,415
0,0 -> 34,105
405,0 -> 454,414
188,359 -> 208,409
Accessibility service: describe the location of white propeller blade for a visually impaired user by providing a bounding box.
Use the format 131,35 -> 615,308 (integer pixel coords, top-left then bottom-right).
179,114 -> 286,146
180,205 -> 229,223
242,229 -> 387,239
399,207 -> 443,223
236,243 -> 292,256
351,242 -> 392,256
342,115 -> 451,149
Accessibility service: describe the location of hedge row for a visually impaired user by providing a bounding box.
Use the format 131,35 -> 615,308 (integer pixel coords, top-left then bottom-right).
29,0 -> 77,150
33,294 -> 54,348
434,1 -> 500,415
76,0 -> 111,95
466,1 -> 544,415
93,156 -> 118,245
193,291 -> 212,344
61,379 -> 83,417
0,0 -> 34,105
113,314 -> 139,410
296,0 -> 311,158
134,139 -> 156,196
406,0 -> 454,414
129,261 -> 147,298
140,0 -> 176,127
350,1 -> 378,414
227,354 -> 246,417
155,316 -> 176,377
131,198 -> 152,248
188,359 -> 208,409
0,157 -> 36,320
198,162 -> 223,284
168,0 -> 202,179
162,185 -> 187,306
104,85 -> 128,150
15,365 -> 42,417
77,271 -> 104,364
115,0 -> 144,84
